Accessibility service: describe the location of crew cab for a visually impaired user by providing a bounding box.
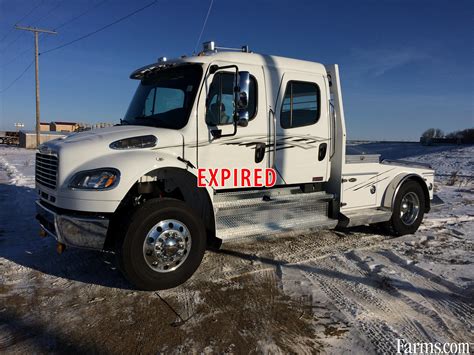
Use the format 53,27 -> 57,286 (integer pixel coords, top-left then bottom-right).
36,42 -> 438,290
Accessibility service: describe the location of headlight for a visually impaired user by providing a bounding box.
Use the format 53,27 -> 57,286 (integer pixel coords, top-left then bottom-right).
69,169 -> 120,190
109,135 -> 157,150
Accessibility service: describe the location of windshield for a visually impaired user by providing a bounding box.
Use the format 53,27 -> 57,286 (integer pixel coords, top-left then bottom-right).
123,64 -> 203,129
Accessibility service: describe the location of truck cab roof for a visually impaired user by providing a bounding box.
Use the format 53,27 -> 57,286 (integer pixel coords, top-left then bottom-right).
130,51 -> 328,79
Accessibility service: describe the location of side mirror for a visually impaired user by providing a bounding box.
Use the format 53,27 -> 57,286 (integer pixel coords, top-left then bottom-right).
235,71 -> 250,127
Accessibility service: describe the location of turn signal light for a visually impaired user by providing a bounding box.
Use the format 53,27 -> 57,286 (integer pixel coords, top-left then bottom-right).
56,243 -> 66,254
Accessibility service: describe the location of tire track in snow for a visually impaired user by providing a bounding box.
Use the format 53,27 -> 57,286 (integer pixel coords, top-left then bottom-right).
324,255 -> 436,342
299,264 -> 403,354
282,247 -> 468,353
376,250 -> 473,336
343,251 -> 456,342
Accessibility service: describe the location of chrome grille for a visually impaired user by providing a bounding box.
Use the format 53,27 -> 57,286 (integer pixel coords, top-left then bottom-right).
35,153 -> 58,189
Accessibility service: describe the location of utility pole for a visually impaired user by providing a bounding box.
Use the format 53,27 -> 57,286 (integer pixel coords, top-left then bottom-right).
15,26 -> 57,148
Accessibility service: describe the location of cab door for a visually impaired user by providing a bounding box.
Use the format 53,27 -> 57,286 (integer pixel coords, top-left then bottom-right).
273,72 -> 330,184
194,62 -> 268,189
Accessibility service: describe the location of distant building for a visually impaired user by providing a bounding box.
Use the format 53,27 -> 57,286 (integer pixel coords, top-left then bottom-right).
76,122 -> 115,131
50,121 -> 78,132
40,122 -> 50,132
18,130 -> 67,149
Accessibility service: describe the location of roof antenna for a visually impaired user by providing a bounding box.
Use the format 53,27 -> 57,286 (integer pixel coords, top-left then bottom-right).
193,0 -> 214,55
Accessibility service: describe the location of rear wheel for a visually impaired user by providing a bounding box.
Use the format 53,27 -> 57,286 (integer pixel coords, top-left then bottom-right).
385,181 -> 425,236
118,198 -> 206,290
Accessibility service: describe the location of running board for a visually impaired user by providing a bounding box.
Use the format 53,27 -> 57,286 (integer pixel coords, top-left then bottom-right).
338,207 -> 392,228
214,189 -> 337,242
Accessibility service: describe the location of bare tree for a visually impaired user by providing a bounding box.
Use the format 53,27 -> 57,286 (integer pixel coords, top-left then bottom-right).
422,128 -> 444,139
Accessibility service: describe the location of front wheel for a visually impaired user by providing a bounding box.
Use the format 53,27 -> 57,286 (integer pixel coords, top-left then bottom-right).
118,198 -> 206,290
385,181 -> 425,236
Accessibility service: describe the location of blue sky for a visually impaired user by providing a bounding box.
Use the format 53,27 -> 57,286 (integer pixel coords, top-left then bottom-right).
0,0 -> 473,140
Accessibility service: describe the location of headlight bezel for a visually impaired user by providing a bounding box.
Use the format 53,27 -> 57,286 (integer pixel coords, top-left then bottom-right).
68,168 -> 121,191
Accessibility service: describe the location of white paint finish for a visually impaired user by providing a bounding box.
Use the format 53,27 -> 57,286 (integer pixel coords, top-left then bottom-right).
273,71 -> 330,184
341,171 -> 378,209
132,51 -> 328,79
38,125 -> 190,212
324,65 -> 347,203
34,50 -> 436,225
341,161 -> 434,212
192,61 -> 269,189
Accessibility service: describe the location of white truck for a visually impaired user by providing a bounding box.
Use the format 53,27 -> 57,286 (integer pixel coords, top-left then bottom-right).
36,42 -> 439,290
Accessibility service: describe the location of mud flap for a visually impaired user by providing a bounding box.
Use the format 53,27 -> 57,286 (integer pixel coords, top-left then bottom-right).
430,194 -> 444,210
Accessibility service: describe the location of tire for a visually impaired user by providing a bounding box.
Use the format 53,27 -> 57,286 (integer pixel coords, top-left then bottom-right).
117,198 -> 206,290
385,180 -> 425,236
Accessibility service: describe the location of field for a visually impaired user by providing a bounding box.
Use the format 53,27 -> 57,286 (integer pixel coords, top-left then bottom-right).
0,143 -> 473,353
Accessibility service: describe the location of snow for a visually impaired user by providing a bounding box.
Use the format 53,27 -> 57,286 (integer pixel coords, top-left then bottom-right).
0,147 -> 35,187
0,143 -> 472,353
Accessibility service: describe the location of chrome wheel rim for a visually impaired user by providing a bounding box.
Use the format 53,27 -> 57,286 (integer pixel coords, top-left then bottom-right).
142,219 -> 191,273
400,192 -> 420,225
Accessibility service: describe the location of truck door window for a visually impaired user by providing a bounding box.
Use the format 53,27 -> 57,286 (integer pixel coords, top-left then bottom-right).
280,81 -> 320,129
206,72 -> 257,126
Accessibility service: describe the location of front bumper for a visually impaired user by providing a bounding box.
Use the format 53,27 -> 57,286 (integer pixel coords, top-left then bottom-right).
36,200 -> 109,250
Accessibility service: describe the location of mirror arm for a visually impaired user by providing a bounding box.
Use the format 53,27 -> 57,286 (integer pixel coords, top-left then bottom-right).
208,64 -> 240,139
209,64 -> 239,76
208,64 -> 250,137
211,121 -> 237,139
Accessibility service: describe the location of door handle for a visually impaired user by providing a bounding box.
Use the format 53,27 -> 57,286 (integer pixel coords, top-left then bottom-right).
318,143 -> 327,161
255,142 -> 266,163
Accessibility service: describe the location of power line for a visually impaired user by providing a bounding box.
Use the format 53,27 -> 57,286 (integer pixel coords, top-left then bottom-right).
41,0 -> 158,55
2,0 -> 65,51
1,1 -> 158,92
2,31 -> 27,52
1,46 -> 34,68
1,0 -> 59,51
0,59 -> 35,94
0,0 -> 46,42
193,0 -> 214,54
30,0 -> 65,27
54,0 -> 108,31
15,0 -> 47,25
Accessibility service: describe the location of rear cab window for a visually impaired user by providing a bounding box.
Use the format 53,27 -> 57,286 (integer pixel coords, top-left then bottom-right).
280,81 -> 320,129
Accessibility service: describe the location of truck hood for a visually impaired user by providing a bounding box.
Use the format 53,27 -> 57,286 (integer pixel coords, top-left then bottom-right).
35,125 -> 189,210
40,125 -> 184,153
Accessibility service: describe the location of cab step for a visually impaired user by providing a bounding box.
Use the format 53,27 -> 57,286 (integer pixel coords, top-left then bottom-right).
214,189 -> 337,241
338,207 -> 392,228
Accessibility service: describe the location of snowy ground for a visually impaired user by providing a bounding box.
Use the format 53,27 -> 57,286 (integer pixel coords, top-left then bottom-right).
0,143 -> 473,353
